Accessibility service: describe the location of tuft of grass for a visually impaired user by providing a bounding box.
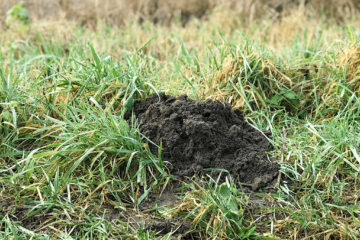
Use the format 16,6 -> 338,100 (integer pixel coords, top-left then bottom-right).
172,177 -> 280,239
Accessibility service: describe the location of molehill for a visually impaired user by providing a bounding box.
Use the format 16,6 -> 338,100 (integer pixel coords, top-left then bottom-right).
125,93 -> 279,190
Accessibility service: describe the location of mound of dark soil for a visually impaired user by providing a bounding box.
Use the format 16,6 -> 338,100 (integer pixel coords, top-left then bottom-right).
126,93 -> 279,190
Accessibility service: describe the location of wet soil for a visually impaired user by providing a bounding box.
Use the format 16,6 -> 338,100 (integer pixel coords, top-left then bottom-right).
126,93 -> 279,190
0,200 -> 54,234
0,197 -> 198,239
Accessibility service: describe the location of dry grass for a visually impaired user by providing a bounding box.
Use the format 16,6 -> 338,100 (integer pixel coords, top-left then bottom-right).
201,51 -> 292,110
337,44 -> 360,94
2,0 -> 360,28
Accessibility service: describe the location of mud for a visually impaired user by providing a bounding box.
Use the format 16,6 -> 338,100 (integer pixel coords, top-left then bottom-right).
126,93 -> 279,190
0,200 -> 54,233
0,198 -> 197,238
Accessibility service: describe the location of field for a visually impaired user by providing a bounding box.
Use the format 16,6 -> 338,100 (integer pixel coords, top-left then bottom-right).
1,1 -> 360,239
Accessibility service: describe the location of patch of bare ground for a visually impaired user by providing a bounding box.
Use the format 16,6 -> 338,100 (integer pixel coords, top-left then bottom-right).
0,195 -> 198,238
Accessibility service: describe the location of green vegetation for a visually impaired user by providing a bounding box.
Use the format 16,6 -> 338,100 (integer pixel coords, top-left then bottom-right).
1,6 -> 360,239
6,2 -> 29,26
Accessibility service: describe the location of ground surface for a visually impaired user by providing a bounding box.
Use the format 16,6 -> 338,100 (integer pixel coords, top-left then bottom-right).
1,1 -> 360,240
127,93 -> 279,189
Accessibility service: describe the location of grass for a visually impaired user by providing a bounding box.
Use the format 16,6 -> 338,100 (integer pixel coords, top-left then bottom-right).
1,5 -> 360,239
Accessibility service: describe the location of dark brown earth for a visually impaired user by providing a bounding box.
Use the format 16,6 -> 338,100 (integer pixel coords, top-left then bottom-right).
0,196 -> 198,238
126,93 -> 279,190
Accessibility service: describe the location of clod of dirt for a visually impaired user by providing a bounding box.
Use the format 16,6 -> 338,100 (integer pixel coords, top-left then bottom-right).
126,93 -> 279,190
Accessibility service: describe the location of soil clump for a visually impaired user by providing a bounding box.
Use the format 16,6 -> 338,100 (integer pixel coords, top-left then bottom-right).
126,93 -> 279,190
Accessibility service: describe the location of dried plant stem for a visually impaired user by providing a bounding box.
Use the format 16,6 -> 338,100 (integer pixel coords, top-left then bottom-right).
276,127 -> 286,188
